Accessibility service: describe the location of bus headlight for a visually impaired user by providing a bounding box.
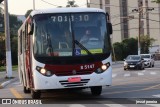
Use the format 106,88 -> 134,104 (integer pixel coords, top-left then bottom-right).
46,70 -> 52,76
101,65 -> 107,71
95,62 -> 110,74
36,66 -> 53,77
40,68 -> 46,74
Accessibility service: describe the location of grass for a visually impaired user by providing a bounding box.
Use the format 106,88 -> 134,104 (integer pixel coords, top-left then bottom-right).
0,65 -> 18,72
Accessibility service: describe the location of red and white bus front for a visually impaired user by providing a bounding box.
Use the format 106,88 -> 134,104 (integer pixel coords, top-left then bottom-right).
19,8 -> 112,99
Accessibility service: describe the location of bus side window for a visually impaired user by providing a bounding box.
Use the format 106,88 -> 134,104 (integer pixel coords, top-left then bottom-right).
25,24 -> 29,51
22,31 -> 25,52
20,30 -> 22,54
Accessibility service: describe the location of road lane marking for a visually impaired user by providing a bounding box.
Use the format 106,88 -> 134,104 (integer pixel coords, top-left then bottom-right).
12,82 -> 21,85
144,84 -> 160,90
105,104 -> 126,107
142,70 -> 146,72
112,74 -> 117,78
146,104 -> 160,107
103,84 -> 160,95
124,73 -> 130,77
10,88 -> 23,98
138,72 -> 144,76
12,82 -> 22,86
152,94 -> 160,98
150,72 -> 156,75
69,104 -> 85,107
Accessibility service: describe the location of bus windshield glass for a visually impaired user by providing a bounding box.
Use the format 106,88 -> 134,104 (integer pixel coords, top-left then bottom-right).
33,12 -> 110,57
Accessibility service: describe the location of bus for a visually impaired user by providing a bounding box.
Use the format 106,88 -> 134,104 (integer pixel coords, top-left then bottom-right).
18,8 -> 113,99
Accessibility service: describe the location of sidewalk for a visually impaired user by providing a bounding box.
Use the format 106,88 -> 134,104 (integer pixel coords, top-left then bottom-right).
0,71 -> 19,89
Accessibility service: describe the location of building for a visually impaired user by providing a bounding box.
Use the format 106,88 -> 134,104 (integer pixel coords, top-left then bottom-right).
90,0 -> 160,54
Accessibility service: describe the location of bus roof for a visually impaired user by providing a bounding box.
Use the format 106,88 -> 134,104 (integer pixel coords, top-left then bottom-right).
30,8 -> 106,16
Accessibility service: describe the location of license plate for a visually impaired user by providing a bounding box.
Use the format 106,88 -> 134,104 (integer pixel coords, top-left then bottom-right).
130,65 -> 135,68
68,77 -> 81,83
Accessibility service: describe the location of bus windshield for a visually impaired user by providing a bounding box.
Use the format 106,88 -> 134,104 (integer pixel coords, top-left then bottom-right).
33,12 -> 110,57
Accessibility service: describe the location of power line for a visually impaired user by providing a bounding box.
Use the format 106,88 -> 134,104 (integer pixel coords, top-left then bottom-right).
41,0 -> 86,8
112,18 -> 133,26
112,17 -> 160,26
147,12 -> 160,14
133,17 -> 160,22
111,11 -> 138,19
89,3 -> 139,9
113,28 -> 160,31
89,2 -> 160,9
41,0 -> 61,7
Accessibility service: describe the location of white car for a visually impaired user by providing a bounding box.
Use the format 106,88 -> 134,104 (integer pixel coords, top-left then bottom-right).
140,54 -> 155,67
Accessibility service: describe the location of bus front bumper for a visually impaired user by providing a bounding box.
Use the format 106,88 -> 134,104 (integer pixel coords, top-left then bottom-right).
33,67 -> 112,90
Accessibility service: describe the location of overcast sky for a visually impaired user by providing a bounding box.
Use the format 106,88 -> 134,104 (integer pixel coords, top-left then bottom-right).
8,0 -> 87,15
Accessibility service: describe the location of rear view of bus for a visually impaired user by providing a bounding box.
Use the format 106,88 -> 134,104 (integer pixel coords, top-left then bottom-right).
18,8 -> 113,99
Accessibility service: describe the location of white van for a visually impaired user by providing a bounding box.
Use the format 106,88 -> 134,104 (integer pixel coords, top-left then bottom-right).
140,54 -> 155,67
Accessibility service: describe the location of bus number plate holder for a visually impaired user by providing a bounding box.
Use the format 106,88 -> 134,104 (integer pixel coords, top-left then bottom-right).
68,77 -> 81,83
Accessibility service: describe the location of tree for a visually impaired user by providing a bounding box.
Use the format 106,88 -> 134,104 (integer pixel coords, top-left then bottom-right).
0,32 -> 5,66
112,36 -> 155,60
0,10 -> 5,65
113,38 -> 138,60
9,14 -> 22,35
152,0 -> 160,3
0,13 -> 4,32
0,13 -> 22,65
0,0 -> 3,3
25,9 -> 33,18
9,15 -> 22,65
140,35 -> 155,54
66,0 -> 78,7
113,42 -> 124,60
10,33 -> 18,65
122,38 -> 138,58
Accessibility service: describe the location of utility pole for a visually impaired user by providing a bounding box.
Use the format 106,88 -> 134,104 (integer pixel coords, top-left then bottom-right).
132,1 -> 143,55
145,0 -> 150,36
100,0 -> 103,9
86,0 -> 90,8
4,0 -> 12,78
132,0 -> 154,55
138,0 -> 143,55
33,0 -> 35,10
158,3 -> 160,45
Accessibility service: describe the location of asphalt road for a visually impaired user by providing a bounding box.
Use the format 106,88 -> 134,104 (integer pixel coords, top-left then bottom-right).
0,61 -> 160,107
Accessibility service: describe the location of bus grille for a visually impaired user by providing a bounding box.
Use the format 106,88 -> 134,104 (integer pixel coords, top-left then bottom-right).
54,70 -> 93,76
59,79 -> 90,87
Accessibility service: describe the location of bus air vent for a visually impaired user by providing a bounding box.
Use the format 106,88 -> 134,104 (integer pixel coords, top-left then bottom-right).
59,79 -> 90,87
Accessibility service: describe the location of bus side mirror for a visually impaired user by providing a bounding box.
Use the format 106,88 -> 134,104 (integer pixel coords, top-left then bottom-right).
108,23 -> 113,35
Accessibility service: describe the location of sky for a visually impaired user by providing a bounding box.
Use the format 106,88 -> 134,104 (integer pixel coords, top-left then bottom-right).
8,0 -> 87,15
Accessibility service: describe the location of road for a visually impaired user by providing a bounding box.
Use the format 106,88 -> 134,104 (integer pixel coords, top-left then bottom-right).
0,61 -> 160,107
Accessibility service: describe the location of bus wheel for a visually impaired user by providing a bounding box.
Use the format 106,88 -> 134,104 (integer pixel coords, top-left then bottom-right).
90,86 -> 102,96
31,89 -> 41,99
23,86 -> 30,93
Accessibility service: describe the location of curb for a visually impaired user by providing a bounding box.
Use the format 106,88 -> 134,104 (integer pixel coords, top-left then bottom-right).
0,78 -> 18,89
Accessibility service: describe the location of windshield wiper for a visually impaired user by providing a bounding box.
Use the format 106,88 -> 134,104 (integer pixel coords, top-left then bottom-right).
46,34 -> 53,53
74,40 -> 92,55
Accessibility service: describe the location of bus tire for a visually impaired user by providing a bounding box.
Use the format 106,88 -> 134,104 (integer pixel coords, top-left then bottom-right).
23,86 -> 30,93
90,86 -> 102,96
31,89 -> 41,99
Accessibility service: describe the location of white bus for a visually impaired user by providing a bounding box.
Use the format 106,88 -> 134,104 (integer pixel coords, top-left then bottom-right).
18,8 -> 113,99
